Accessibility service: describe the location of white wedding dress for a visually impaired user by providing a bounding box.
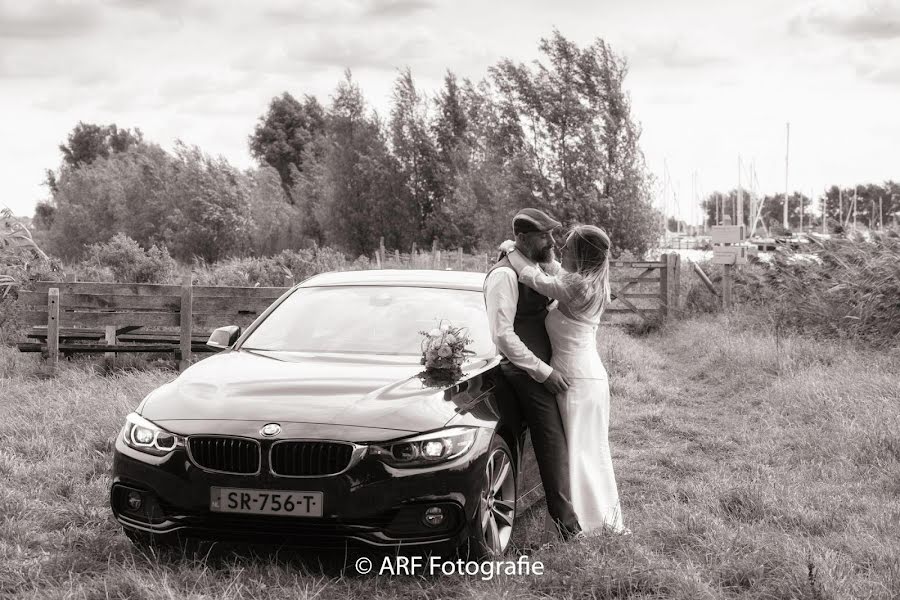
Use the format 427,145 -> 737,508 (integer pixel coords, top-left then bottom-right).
517,261 -> 626,534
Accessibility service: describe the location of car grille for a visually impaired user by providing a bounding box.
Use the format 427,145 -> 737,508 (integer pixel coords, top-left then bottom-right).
270,441 -> 354,476
188,437 -> 260,474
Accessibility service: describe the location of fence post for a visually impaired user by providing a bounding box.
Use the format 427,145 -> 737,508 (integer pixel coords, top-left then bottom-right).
379,237 -> 386,269
692,262 -> 719,298
105,326 -> 116,360
431,238 -> 438,269
47,288 -> 60,376
670,253 -> 681,318
722,264 -> 734,310
457,248 -> 463,270
394,249 -> 400,268
660,253 -> 669,318
179,272 -> 193,372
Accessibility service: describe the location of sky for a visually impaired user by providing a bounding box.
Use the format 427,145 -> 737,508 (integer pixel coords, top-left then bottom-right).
1,0 -> 899,225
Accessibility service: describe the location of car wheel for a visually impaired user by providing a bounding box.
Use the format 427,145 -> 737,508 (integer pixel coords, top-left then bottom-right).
460,433 -> 517,559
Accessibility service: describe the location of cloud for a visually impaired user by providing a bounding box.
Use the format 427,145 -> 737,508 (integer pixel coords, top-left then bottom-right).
156,72 -> 264,104
262,1 -> 359,24
850,44 -> 900,84
235,27 -> 437,74
0,1 -> 104,39
261,0 -> 433,24
626,39 -> 733,70
105,0 -> 218,22
300,33 -> 434,70
791,0 -> 900,40
868,66 -> 900,83
363,0 -> 435,18
0,43 -> 120,85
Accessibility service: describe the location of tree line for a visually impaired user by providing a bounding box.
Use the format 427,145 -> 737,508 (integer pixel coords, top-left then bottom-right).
699,183 -> 900,235
32,31 -> 659,263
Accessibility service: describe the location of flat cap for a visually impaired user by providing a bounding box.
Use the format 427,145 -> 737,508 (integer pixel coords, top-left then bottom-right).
512,208 -> 561,233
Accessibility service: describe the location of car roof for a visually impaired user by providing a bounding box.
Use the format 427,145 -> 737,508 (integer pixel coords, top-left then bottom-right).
299,269 -> 488,292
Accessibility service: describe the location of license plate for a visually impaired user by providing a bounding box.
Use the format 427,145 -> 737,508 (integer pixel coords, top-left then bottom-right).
210,487 -> 323,517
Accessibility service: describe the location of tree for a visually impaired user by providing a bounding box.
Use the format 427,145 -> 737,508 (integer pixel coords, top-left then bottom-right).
702,191 -> 812,233
310,71 -> 416,255
487,30 -> 657,256
390,69 -> 444,244
45,154 -> 127,260
43,142 -> 178,260
58,122 -> 142,168
249,93 -> 326,195
166,142 -> 252,262
247,166 -> 304,255
433,72 -> 470,186
821,183 -> 900,230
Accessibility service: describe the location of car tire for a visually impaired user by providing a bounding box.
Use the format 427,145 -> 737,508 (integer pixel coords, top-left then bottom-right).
459,433 -> 517,560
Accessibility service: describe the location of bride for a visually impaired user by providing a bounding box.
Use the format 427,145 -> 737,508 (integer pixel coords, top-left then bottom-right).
500,225 -> 626,535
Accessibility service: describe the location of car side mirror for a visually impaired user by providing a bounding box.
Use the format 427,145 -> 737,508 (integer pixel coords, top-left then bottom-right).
207,325 -> 241,349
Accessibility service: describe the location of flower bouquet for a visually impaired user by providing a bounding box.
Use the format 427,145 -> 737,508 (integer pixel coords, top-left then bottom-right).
418,320 -> 474,383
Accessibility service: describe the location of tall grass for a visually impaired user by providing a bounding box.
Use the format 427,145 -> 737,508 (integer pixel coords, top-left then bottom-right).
680,230 -> 900,349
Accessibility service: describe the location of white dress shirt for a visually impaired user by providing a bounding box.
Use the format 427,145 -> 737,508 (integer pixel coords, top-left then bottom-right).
483,253 -> 557,383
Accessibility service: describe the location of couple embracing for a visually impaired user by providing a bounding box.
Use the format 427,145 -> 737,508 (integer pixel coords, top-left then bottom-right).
484,207 -> 626,541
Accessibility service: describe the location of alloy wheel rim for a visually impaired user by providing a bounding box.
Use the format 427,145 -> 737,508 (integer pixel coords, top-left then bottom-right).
480,448 -> 516,555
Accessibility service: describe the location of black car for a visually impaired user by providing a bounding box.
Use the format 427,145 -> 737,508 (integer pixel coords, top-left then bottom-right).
110,270 -> 534,558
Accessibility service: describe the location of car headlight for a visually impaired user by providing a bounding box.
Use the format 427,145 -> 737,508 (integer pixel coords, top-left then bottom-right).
368,427 -> 478,468
122,413 -> 184,457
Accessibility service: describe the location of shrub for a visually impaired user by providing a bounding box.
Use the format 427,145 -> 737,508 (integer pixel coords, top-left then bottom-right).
1,212 -> 60,344
750,231 -> 900,348
681,258 -> 769,316
80,233 -> 177,283
191,246 -> 364,287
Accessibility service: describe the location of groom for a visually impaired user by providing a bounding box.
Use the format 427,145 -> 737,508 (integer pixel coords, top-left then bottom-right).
483,207 -> 582,540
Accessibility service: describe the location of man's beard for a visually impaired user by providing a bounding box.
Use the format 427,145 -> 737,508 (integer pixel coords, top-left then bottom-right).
536,246 -> 555,264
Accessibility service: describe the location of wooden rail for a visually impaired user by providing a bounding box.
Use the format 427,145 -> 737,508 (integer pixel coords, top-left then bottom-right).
607,253 -> 680,322
18,277 -> 290,375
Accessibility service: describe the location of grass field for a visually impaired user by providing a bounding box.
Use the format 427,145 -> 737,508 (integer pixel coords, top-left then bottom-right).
1,312 -> 899,599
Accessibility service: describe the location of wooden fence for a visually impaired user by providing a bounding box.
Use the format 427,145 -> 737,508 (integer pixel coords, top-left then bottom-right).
608,254 -> 680,322
17,274 -> 286,374
17,253 -> 680,375
371,242 -> 681,322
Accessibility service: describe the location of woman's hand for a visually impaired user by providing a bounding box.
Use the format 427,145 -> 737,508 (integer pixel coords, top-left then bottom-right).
498,239 -> 516,254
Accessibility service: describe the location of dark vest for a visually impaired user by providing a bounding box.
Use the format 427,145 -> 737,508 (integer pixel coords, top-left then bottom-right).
487,256 -> 553,364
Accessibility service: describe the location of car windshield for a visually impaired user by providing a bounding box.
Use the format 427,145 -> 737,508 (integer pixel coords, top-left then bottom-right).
240,285 -> 495,356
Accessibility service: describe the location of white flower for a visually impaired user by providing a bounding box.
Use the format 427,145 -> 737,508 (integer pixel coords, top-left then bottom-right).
440,323 -> 451,332
428,328 -> 442,337
438,345 -> 452,358
444,334 -> 456,344
498,240 -> 516,253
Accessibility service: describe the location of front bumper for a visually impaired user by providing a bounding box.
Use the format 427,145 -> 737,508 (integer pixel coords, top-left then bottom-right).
110,428 -> 493,550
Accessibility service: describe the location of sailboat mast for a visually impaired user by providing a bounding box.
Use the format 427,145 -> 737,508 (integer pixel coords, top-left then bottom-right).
784,122 -> 790,231
737,155 -> 742,227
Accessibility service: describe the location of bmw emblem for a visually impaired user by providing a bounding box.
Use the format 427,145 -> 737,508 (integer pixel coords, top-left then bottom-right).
260,423 -> 281,437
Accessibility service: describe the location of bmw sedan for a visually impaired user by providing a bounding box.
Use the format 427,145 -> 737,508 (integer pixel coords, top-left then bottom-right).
110,270 -> 534,558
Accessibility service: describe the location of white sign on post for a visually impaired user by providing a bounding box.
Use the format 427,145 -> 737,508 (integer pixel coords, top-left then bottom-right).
710,225 -> 745,245
713,246 -> 749,265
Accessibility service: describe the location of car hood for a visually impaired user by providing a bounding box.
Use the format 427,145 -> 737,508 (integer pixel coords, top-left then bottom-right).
140,349 -> 484,436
